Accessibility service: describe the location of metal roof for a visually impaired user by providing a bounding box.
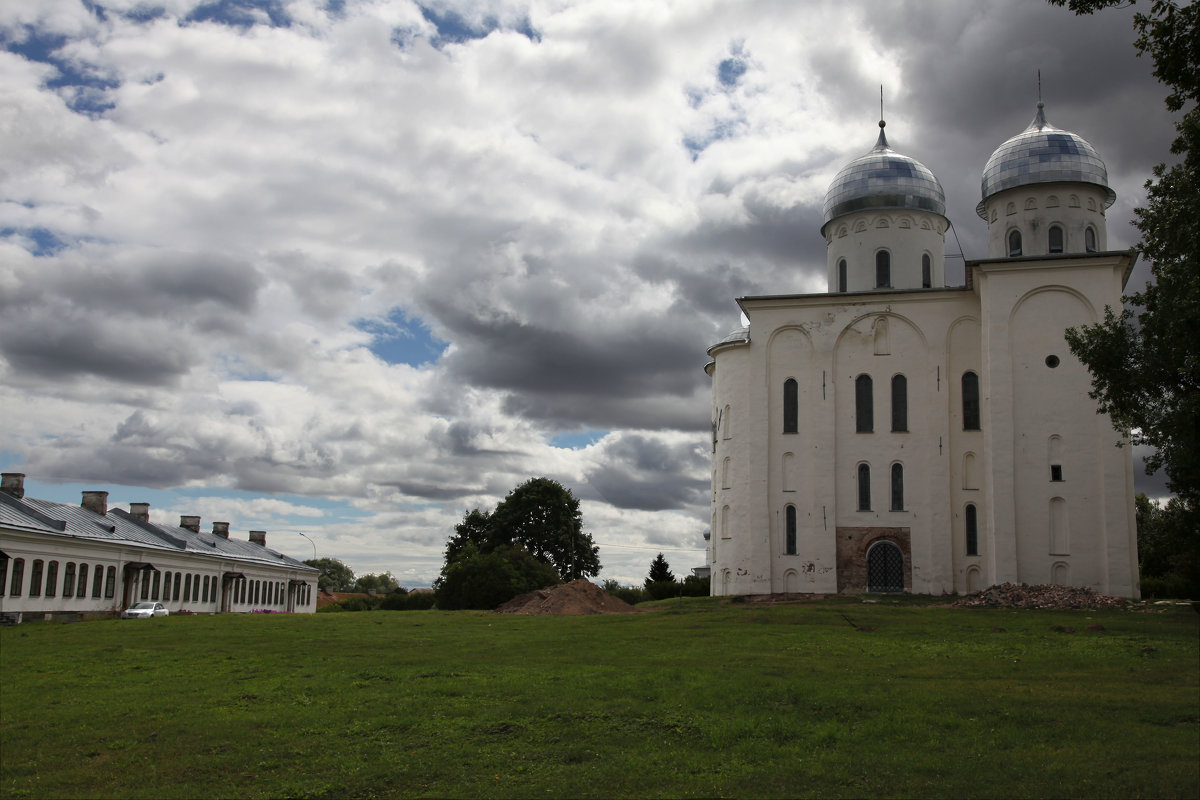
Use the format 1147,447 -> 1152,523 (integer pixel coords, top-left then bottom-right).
823,123 -> 946,228
977,102 -> 1115,217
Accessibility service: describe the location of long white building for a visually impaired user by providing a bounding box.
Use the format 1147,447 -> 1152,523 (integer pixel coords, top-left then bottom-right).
706,103 -> 1139,598
0,473 -> 318,621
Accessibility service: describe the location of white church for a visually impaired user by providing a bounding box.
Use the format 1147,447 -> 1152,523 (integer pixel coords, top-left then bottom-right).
705,102 -> 1140,598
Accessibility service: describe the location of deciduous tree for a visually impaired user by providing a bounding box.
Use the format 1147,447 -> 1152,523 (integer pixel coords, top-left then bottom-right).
303,557 -> 355,591
488,478 -> 601,581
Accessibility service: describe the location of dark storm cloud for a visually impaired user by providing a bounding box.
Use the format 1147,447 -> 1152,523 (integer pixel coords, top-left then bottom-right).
0,249 -> 263,385
584,433 -> 710,511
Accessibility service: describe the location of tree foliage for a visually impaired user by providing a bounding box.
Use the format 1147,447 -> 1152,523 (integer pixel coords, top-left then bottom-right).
1051,0 -> 1200,515
353,572 -> 399,594
1135,493 -> 1200,597
433,544 -> 560,610
489,477 -> 601,581
303,557 -> 355,591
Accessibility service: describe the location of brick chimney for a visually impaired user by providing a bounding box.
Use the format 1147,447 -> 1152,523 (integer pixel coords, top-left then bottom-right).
81,491 -> 108,515
1,473 -> 25,499
212,522 -> 230,539
180,515 -> 201,533
249,530 -> 266,547
129,502 -> 150,522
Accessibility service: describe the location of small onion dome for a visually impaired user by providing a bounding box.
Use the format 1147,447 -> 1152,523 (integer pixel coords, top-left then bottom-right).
821,121 -> 946,234
976,102 -> 1115,219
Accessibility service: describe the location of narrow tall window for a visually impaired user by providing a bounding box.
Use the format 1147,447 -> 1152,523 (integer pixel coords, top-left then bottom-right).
10,559 -> 24,596
838,259 -> 847,292
962,372 -> 980,431
44,561 -> 58,598
202,575 -> 210,603
141,571 -> 150,600
965,504 -> 978,556
173,572 -> 182,602
92,564 -> 103,598
63,562 -> 76,598
921,254 -> 931,288
1008,229 -> 1022,256
29,559 -> 43,597
855,374 -> 874,433
0,556 -> 6,596
890,464 -> 904,511
785,506 -> 797,555
1048,225 -> 1064,253
783,379 -> 798,433
1085,227 -> 1097,252
104,566 -> 116,598
891,374 -> 907,432
875,250 -> 891,288
183,574 -> 192,602
77,564 -> 89,599
857,464 -> 871,511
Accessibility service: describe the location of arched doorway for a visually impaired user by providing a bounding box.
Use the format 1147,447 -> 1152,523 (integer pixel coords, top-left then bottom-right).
867,541 -> 904,593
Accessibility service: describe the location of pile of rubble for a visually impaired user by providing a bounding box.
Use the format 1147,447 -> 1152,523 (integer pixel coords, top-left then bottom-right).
496,579 -> 639,615
953,582 -> 1129,609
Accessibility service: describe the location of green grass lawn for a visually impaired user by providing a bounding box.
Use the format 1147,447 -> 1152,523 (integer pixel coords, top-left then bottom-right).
2,598 -> 1197,799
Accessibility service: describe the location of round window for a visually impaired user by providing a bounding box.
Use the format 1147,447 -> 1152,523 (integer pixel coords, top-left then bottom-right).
1045,355 -> 1060,368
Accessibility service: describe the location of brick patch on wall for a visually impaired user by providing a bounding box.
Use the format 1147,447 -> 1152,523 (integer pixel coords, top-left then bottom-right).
835,526 -> 912,593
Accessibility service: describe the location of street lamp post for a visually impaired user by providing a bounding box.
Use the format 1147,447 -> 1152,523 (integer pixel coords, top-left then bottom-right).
291,530 -> 317,562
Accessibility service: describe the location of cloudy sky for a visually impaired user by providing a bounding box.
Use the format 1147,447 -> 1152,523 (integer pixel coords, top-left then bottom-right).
0,0 -> 1176,587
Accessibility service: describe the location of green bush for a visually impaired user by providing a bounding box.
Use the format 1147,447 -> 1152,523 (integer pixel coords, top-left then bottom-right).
434,544 -> 560,610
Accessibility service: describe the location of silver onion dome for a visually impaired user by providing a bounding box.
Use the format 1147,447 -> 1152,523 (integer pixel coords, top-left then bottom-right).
976,102 -> 1115,218
821,122 -> 946,232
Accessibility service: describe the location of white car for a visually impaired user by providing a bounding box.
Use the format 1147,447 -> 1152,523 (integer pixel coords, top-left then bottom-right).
121,601 -> 169,619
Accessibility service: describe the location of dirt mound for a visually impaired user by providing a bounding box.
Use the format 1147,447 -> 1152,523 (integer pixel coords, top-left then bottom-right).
953,582 -> 1129,609
496,579 -> 639,615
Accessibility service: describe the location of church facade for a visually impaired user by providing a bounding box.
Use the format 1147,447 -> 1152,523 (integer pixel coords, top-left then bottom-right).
705,103 -> 1140,598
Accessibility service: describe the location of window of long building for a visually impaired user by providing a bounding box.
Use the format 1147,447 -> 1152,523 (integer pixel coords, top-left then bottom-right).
0,554 -> 6,596
104,566 -> 116,599
10,559 -> 24,596
44,561 -> 58,598
141,572 -> 150,600
77,564 -> 89,599
202,575 -> 210,603
63,562 -> 76,598
92,564 -> 103,598
857,464 -> 871,511
783,379 -> 798,434
855,375 -> 874,433
173,572 -> 182,602
891,374 -> 907,432
183,574 -> 191,602
962,371 -> 981,430
29,559 -> 43,597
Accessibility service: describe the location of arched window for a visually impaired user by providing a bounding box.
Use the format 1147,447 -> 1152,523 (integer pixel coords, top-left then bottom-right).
29,559 -> 44,597
890,464 -> 904,511
962,372 -> 980,430
10,558 -> 24,596
141,571 -> 150,600
77,564 -> 89,599
202,575 -> 210,603
921,254 -> 931,288
1085,226 -> 1097,252
875,250 -> 891,288
855,374 -> 873,433
0,554 -> 6,596
44,561 -> 58,598
1008,229 -> 1022,257
63,562 -> 76,598
183,574 -> 192,602
1048,225 -> 1064,253
838,259 -> 847,292
965,504 -> 978,556
104,566 -> 116,598
785,506 -> 797,555
857,464 -> 871,511
891,374 -> 907,432
173,572 -> 182,601
92,564 -> 103,598
783,378 -> 798,433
